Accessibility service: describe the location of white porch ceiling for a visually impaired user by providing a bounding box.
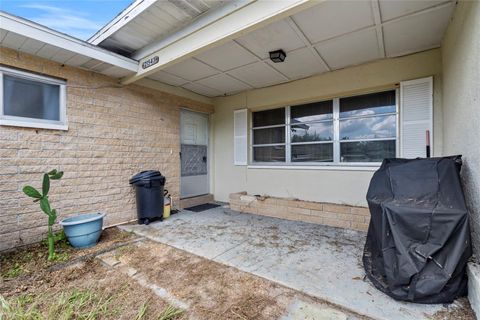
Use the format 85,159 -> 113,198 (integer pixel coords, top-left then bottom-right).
142,0 -> 455,97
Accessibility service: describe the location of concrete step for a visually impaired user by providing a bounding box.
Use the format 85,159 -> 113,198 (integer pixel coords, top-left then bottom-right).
179,194 -> 214,209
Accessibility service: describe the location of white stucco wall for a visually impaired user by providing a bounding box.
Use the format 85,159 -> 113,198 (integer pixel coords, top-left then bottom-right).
442,0 -> 480,254
212,49 -> 443,206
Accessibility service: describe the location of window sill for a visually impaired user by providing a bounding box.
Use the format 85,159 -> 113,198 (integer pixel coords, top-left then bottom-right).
247,164 -> 380,171
0,119 -> 68,131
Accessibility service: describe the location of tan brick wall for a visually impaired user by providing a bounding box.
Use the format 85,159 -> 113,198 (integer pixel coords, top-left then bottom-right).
229,192 -> 370,232
0,48 -> 213,251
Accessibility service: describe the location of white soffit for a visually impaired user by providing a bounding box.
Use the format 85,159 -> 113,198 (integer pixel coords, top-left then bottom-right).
0,12 -> 137,78
142,0 -> 455,97
89,0 -> 227,56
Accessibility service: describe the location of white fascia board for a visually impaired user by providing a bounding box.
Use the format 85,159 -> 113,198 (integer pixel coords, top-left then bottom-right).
0,12 -> 138,72
131,0 -> 255,60
122,0 -> 318,85
88,0 -> 157,45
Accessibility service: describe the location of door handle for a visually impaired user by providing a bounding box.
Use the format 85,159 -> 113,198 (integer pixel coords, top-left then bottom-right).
202,156 -> 207,163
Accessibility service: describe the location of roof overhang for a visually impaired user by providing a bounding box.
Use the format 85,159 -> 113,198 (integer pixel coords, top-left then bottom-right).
121,0 -> 317,84
0,11 -> 137,78
88,0 -> 158,46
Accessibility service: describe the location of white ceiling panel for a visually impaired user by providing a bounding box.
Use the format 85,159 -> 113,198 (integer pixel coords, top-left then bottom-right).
90,62 -> 111,73
227,62 -> 287,88
19,39 -> 45,55
267,47 -> 328,80
383,3 -> 455,57
81,59 -> 103,69
64,55 -> 92,67
51,50 -> 77,64
196,41 -> 258,71
163,58 -> 219,81
196,73 -> 251,94
236,19 -> 305,59
35,44 -> 61,60
102,66 -> 134,78
182,82 -> 222,97
0,30 -> 7,42
293,0 -> 375,44
2,32 -> 26,49
379,0 -> 451,22
315,28 -> 381,70
148,70 -> 189,86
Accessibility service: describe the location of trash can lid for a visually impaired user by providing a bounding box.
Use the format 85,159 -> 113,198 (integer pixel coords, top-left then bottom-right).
129,170 -> 164,185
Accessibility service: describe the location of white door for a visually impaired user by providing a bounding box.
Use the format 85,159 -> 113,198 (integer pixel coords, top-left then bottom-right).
180,110 -> 209,198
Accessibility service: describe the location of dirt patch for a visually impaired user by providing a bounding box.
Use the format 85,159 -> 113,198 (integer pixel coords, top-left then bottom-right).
430,297 -> 475,320
0,228 -> 136,279
117,241 -> 368,320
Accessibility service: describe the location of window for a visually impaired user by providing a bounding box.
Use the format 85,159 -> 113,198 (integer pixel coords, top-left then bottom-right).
251,90 -> 397,165
0,66 -> 67,130
339,91 -> 396,162
252,108 -> 286,162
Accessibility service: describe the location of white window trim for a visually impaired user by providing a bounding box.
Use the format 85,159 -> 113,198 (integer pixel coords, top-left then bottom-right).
0,66 -> 68,131
250,89 -> 399,167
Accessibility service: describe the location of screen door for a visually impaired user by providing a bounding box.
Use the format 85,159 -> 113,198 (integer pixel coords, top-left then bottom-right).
180,110 -> 209,198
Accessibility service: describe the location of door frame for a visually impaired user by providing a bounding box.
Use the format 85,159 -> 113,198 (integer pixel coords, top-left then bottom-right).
180,108 -> 210,199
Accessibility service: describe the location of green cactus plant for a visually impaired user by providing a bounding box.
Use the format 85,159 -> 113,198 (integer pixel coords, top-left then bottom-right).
23,169 -> 64,260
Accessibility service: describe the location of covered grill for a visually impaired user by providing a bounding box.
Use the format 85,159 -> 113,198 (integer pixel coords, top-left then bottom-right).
363,156 -> 471,303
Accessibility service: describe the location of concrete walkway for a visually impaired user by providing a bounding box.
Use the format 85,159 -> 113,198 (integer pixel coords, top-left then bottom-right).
120,206 -> 450,320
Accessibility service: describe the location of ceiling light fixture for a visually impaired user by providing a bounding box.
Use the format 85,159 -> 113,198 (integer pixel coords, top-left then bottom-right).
269,49 -> 286,63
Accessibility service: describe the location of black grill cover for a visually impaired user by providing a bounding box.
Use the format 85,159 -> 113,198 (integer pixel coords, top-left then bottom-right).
363,156 -> 472,304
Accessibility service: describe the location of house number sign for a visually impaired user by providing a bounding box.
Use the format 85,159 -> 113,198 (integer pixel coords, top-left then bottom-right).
142,56 -> 159,69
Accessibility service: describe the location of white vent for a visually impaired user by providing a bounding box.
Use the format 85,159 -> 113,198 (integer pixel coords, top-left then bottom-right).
234,109 -> 248,165
400,77 -> 433,158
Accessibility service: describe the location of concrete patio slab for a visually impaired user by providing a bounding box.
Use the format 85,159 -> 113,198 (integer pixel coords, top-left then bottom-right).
120,206 -> 450,320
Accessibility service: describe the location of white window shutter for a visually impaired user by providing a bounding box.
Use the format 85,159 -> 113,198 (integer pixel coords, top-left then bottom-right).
234,109 -> 248,165
400,77 -> 433,158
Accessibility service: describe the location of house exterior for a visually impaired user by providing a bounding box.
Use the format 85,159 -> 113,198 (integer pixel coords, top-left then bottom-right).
0,0 -> 478,271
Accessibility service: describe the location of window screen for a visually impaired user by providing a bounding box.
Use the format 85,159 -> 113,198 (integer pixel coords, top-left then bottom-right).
3,75 -> 60,121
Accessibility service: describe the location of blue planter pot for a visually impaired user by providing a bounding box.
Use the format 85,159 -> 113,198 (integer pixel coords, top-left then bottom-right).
60,213 -> 105,249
